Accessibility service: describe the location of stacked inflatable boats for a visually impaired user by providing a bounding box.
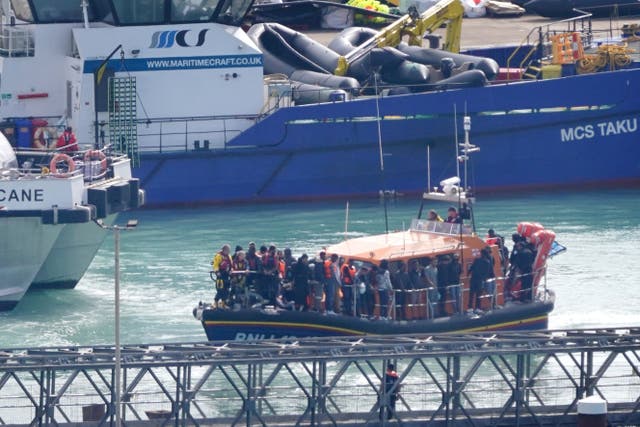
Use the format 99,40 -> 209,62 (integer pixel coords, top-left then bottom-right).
248,23 -> 499,103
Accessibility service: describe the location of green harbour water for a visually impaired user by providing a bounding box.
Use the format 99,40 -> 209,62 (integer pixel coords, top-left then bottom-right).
2,189 -> 639,348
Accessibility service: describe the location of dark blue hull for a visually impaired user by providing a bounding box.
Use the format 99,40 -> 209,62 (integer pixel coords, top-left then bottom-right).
199,296 -> 554,341
136,69 -> 640,206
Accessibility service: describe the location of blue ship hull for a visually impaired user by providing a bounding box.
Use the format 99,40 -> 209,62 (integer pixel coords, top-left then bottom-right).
136,69 -> 640,206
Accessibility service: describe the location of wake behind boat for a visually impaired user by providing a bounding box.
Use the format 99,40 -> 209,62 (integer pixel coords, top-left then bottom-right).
194,116 -> 564,341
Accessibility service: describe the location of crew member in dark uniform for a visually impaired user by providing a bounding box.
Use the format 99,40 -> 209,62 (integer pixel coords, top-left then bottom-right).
514,241 -> 535,302
379,363 -> 400,420
292,254 -> 311,310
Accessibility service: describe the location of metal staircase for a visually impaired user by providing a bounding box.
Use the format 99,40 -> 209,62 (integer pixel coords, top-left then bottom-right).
506,12 -> 593,81
108,76 -> 139,166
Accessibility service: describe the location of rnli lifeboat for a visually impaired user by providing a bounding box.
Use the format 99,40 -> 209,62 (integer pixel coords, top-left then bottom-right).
194,116 -> 565,342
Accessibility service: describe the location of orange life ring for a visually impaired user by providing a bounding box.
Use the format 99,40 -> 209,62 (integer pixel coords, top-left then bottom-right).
33,127 -> 53,150
49,153 -> 76,177
83,150 -> 108,174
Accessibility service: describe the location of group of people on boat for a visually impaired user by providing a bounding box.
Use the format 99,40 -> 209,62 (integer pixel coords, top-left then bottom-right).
210,223 -> 541,320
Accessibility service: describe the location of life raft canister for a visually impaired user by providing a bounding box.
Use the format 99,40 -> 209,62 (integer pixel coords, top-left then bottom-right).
49,153 -> 76,178
517,222 -> 544,239
83,150 -> 108,174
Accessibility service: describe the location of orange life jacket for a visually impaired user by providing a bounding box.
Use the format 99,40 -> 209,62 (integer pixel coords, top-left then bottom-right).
341,263 -> 355,284
323,259 -> 332,279
278,260 -> 286,277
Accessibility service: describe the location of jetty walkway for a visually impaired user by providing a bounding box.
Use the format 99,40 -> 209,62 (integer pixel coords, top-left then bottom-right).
1,327 -> 639,426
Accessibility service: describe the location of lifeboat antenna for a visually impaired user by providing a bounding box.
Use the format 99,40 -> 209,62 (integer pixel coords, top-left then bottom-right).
81,0 -> 90,28
344,201 -> 350,240
454,104 -> 460,180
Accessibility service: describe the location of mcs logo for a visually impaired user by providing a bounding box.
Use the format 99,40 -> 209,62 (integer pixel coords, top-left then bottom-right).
149,29 -> 208,48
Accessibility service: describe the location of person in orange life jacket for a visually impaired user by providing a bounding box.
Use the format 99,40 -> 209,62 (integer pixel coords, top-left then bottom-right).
445,206 -> 463,224
324,254 -> 340,315
340,259 -> 356,315
276,249 -> 286,278
212,244 -> 233,308
56,127 -> 78,152
260,245 -> 279,305
379,363 -> 400,420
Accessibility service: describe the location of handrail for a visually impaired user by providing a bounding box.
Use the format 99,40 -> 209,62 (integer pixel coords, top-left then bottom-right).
505,10 -> 593,80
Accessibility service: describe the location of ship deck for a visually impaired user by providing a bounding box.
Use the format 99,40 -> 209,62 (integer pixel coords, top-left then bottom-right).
306,14 -> 640,48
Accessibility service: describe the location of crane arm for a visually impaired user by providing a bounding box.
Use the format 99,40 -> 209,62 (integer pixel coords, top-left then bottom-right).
334,0 -> 464,76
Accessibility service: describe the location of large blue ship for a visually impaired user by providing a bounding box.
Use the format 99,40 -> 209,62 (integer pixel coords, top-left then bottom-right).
1,0 -> 639,206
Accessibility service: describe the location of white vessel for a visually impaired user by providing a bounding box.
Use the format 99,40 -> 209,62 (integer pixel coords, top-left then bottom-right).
30,153 -> 139,289
0,133 -> 143,310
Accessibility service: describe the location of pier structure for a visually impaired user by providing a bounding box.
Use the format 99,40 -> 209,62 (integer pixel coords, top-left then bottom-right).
0,327 -> 639,426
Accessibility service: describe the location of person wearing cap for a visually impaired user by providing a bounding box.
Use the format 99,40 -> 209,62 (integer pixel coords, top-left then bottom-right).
445,206 -> 462,224
379,363 -> 400,420
427,209 -> 443,222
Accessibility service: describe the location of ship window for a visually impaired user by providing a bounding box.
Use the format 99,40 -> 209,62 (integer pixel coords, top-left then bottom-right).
214,0 -> 253,25
112,0 -> 165,24
30,0 -> 88,22
10,0 -> 33,22
171,0 -> 219,22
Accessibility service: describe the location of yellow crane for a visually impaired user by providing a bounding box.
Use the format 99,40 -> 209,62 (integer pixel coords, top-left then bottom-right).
334,0 -> 464,76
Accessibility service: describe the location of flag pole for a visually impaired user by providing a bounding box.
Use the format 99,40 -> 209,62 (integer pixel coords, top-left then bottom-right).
94,44 -> 122,148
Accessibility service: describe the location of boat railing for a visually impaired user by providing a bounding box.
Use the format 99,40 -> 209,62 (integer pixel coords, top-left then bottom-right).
107,114 -> 264,154
410,218 -> 473,236
378,266 -> 549,321
12,146 -> 129,181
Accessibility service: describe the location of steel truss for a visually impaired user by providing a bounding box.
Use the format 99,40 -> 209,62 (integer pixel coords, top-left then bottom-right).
1,327 -> 639,426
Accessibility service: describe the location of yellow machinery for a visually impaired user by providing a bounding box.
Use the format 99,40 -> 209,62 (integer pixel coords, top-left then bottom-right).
334,0 -> 464,76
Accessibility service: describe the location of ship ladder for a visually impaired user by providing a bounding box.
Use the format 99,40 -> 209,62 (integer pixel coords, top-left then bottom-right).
522,59 -> 543,80
108,76 -> 139,166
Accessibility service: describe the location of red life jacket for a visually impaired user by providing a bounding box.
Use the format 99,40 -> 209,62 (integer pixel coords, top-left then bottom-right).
485,237 -> 499,246
218,252 -> 232,272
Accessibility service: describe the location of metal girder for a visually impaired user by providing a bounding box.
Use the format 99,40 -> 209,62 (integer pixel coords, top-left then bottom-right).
0,327 -> 639,426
